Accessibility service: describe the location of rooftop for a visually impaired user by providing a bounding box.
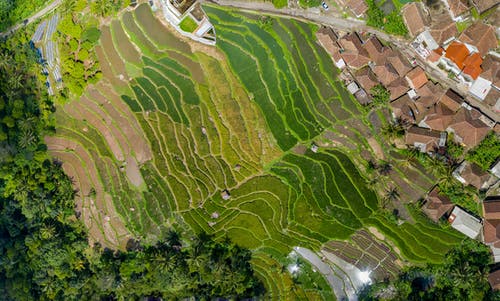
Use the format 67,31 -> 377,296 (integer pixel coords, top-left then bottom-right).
406,66 -> 428,89
448,206 -> 482,239
422,187 -> 454,222
459,22 -> 497,57
444,0 -> 470,19
401,2 -> 429,37
444,41 -> 470,70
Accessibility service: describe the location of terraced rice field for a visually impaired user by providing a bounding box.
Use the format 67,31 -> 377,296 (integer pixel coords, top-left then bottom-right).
46,3 -> 465,299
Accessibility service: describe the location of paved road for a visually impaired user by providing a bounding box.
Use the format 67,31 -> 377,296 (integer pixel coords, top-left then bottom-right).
0,0 -> 62,38
206,0 -> 499,123
294,247 -> 353,301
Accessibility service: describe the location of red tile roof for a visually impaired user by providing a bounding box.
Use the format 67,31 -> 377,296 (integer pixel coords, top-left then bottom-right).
346,0 -> 368,17
448,108 -> 490,148
422,103 -> 455,131
439,88 -> 464,112
462,52 -> 483,80
445,41 -> 470,70
489,269 -> 500,291
422,187 -> 454,222
405,126 -> 442,153
429,16 -> 458,45
402,2 -> 429,37
416,81 -> 445,108
445,0 -> 470,18
481,55 -> 500,88
339,32 -> 371,69
458,161 -> 491,188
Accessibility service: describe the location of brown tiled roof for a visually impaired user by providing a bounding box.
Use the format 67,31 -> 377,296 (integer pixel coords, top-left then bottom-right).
339,32 -> 370,69
346,0 -> 368,17
459,22 -> 497,57
405,126 -> 442,153
463,52 -> 483,80
448,108 -> 490,148
363,36 -> 385,62
391,95 -> 426,123
489,269 -> 500,291
422,103 -> 455,131
445,0 -> 470,18
485,88 -> 500,108
387,78 -> 410,101
427,49 -> 442,63
406,67 -> 428,89
460,162 -> 490,189
481,55 -> 500,88
484,197 -> 500,220
445,41 -> 470,70
402,2 -> 429,37
429,15 -> 458,46
386,51 -> 412,77
422,187 -> 454,222
439,89 -> 464,112
373,63 -> 399,86
316,28 -> 343,63
355,67 -> 379,92
471,0 -> 499,14
416,81 -> 445,108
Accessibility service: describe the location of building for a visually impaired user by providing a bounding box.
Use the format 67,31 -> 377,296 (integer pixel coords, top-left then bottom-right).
470,77 -> 493,101
428,15 -> 458,47
422,187 -> 454,222
483,196 -> 500,246
442,0 -> 470,21
491,160 -> 500,179
221,189 -> 231,200
387,78 -> 410,101
386,51 -> 412,77
439,89 -> 464,112
458,22 -> 497,57
405,126 -> 445,153
446,108 -> 490,148
406,67 -> 428,90
363,35 -> 387,63
355,67 -> 379,93
373,63 -> 400,86
401,2 -> 429,38
345,0 -> 368,18
338,32 -> 371,70
442,41 -> 470,75
416,81 -> 445,108
453,161 -> 491,189
391,94 -> 427,124
448,206 -> 482,239
316,27 -> 346,69
489,269 -> 500,290
419,103 -> 455,131
471,0 -> 499,14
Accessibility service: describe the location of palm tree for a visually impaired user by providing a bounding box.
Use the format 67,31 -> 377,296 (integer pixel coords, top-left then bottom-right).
382,187 -> 399,209
378,161 -> 392,176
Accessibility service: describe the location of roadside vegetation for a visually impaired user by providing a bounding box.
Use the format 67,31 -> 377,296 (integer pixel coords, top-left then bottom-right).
365,0 -> 408,36
0,0 -> 49,31
466,132 -> 500,171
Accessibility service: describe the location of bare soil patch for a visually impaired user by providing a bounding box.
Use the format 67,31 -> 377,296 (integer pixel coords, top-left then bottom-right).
126,156 -> 144,187
367,137 -> 384,160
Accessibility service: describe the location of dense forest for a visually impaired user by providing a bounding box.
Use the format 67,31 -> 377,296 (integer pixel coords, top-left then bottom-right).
0,34 -> 263,300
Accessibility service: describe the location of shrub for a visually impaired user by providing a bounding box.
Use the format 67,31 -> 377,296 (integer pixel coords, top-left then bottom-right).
466,132 -> 500,171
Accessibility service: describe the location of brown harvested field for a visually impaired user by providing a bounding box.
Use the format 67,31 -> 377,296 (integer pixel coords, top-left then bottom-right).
126,156 -> 144,187
169,50 -> 205,84
100,26 -> 128,77
80,96 -> 131,159
63,102 -> 125,162
110,20 -> 142,64
94,45 -> 125,88
88,87 -> 152,163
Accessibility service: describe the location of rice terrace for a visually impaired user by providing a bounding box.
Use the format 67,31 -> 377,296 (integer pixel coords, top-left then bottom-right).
44,2 -> 467,299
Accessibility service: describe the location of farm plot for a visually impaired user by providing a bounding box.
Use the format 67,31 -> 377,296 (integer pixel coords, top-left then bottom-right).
46,3 -> 466,299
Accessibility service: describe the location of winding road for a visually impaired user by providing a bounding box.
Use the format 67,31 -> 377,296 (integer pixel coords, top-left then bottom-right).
0,0 -> 62,38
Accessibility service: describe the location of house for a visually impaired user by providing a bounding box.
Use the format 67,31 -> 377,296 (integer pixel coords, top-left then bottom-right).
347,81 -> 360,94
391,94 -> 427,124
419,103 -> 455,131
416,81 -> 445,108
338,32 -> 371,70
387,78 -> 410,101
483,196 -> 500,247
402,2 -> 430,38
428,15 -> 458,47
447,108 -> 490,148
448,206 -> 482,239
462,52 -> 483,82
316,27 -> 346,69
453,161 -> 491,189
405,126 -> 445,153
363,35 -> 386,63
355,67 -> 379,92
438,89 -> 464,112
346,0 -> 368,18
422,187 -> 454,222
354,89 -> 371,105
471,0 -> 499,14
458,22 -> 497,57
443,41 -> 470,74
489,269 -> 500,290
406,67 -> 428,90
442,0 -> 470,21
373,63 -> 400,86
386,51 -> 412,77
470,76 -> 493,101
481,54 -> 500,89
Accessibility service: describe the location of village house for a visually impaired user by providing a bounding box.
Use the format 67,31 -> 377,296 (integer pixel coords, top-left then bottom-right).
422,187 -> 454,222
338,32 -> 371,70
419,102 -> 455,131
442,0 -> 470,21
482,196 -> 500,262
438,88 -> 464,112
391,94 -> 427,124
316,27 -> 346,69
406,67 -> 428,90
453,161 -> 492,190
354,67 -> 378,93
428,14 -> 458,48
401,2 -> 430,38
345,0 -> 368,18
448,206 -> 482,239
415,81 -> 445,108
387,78 -> 411,101
446,107 -> 490,148
363,35 -> 387,64
471,54 -> 500,103
458,22 -> 497,57
489,269 -> 500,291
405,126 -> 445,153
441,41 -> 483,85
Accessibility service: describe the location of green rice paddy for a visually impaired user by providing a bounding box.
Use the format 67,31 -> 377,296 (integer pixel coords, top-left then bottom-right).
47,3 -> 466,299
